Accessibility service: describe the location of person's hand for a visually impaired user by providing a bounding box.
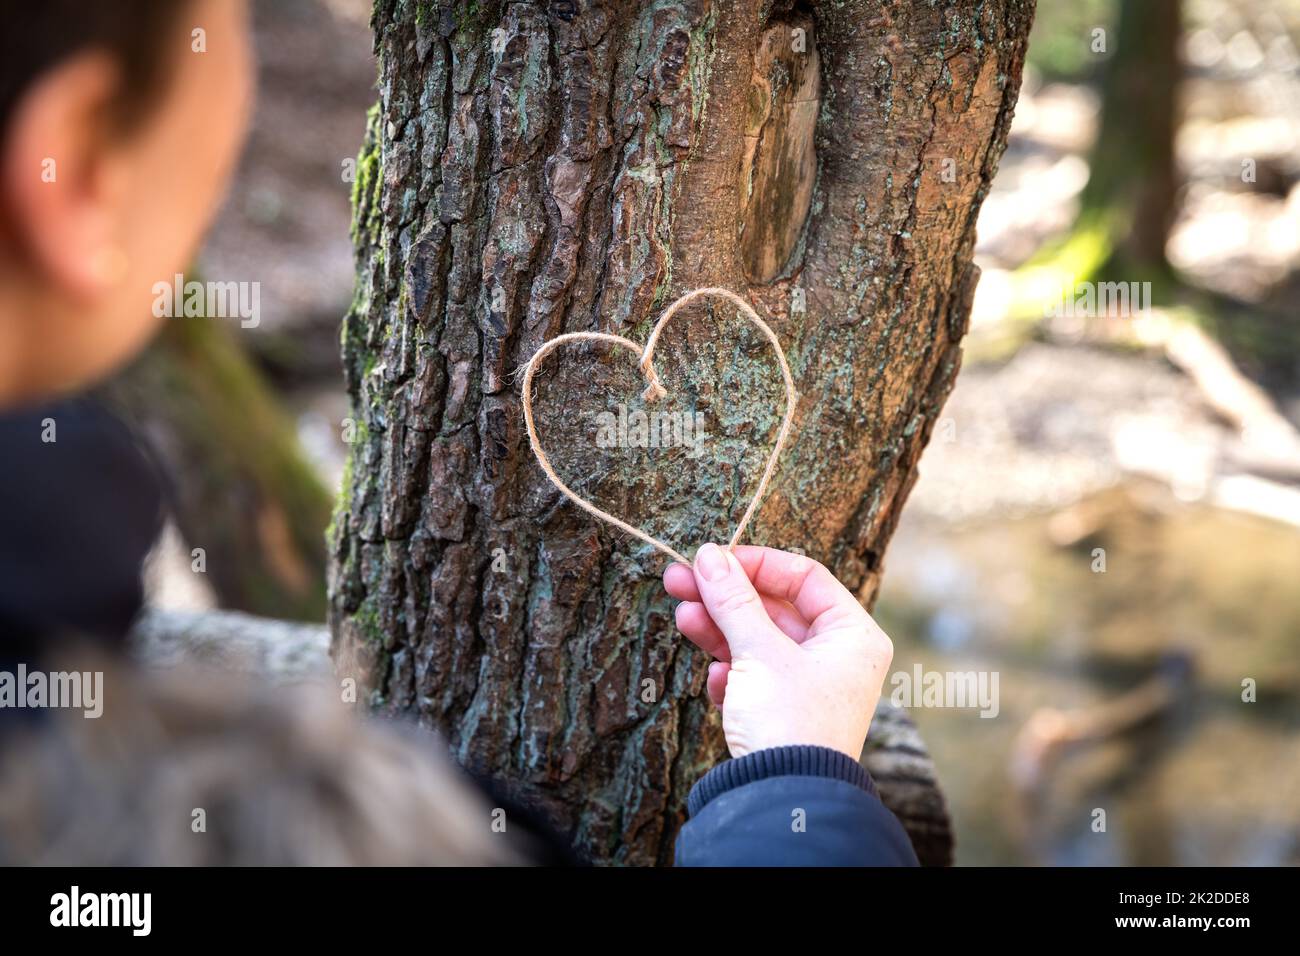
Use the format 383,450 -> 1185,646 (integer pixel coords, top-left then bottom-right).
663,544 -> 894,761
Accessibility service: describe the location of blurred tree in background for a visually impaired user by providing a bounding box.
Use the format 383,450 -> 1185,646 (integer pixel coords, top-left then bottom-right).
1023,0 -> 1182,295
107,316 -> 332,622
1077,0 -> 1182,282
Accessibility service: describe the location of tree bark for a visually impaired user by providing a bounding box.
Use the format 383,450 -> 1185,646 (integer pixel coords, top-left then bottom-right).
329,0 -> 1034,865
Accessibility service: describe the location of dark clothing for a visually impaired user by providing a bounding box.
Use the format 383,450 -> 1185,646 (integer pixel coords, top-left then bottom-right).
676,745 -> 920,866
0,397 -> 163,661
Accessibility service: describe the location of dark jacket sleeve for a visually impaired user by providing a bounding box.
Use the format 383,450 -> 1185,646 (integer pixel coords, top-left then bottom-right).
675,745 -> 920,866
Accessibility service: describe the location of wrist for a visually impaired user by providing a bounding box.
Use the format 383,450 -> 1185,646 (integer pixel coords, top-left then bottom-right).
733,736 -> 864,762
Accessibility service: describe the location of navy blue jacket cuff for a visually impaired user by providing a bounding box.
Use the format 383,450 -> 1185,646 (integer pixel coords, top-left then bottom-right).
687,745 -> 877,817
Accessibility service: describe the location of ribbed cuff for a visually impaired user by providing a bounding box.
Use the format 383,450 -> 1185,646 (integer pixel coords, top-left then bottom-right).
687,745 -> 877,817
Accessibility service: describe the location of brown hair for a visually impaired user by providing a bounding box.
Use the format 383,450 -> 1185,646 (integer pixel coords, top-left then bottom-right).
0,0 -> 193,133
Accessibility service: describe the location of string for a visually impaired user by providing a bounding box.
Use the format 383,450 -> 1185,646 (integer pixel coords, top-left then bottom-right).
520,287 -> 798,565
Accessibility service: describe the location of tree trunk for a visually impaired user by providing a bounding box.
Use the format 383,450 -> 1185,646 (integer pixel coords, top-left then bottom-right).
329,0 -> 1034,865
1077,0 -> 1181,279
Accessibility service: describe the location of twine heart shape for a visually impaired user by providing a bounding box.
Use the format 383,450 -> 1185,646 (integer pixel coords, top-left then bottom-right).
521,287 -> 797,565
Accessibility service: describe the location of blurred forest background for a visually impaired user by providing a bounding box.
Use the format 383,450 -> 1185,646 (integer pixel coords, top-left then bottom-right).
119,0 -> 1300,865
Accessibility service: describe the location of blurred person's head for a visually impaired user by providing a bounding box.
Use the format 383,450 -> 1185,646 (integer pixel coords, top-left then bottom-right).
0,0 -> 253,408
0,655 -> 536,866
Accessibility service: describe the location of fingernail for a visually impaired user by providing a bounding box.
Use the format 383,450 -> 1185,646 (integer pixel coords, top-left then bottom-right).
695,543 -> 728,582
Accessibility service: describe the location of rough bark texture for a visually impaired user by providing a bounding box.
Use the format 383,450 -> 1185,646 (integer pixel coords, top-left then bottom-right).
328,0 -> 1033,865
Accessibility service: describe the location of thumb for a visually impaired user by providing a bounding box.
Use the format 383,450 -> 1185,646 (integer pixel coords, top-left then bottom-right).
692,543 -> 783,658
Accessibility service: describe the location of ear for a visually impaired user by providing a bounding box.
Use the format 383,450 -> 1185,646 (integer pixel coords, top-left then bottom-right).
0,49 -> 132,301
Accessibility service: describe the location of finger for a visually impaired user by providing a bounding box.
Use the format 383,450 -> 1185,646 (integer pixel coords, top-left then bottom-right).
706,661 -> 730,709
668,557 -> 828,617
674,601 -> 731,661
730,546 -> 869,634
691,543 -> 786,657
674,595 -> 808,653
761,595 -> 811,642
675,548 -> 863,635
663,561 -> 699,602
